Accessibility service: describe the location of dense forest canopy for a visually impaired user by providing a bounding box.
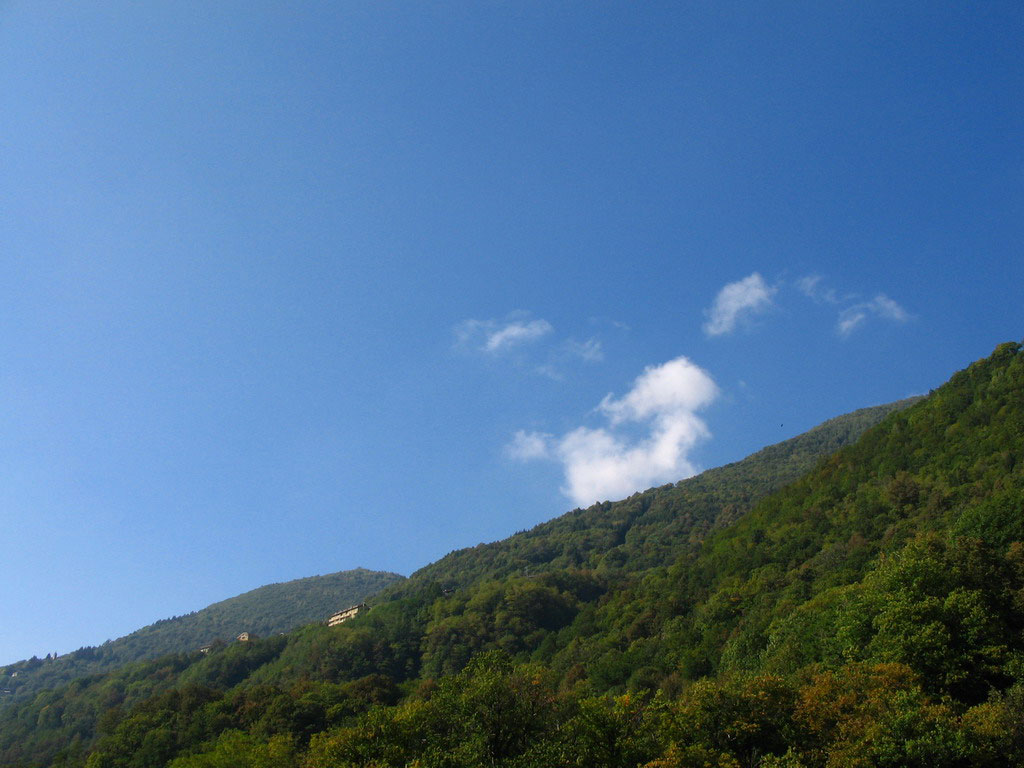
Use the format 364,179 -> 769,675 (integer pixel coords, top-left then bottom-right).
2,342 -> 1023,767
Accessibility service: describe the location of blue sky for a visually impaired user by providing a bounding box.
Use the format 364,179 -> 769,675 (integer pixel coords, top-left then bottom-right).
1,1 -> 1021,664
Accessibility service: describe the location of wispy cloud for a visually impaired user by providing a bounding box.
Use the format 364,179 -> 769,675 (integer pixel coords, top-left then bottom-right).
837,294 -> 909,336
506,430 -> 553,460
509,356 -> 718,507
564,337 -> 603,363
457,313 -> 606,379
484,319 -> 553,352
795,275 -> 910,337
703,273 -> 776,336
455,313 -> 554,354
536,338 -> 604,379
797,274 -> 839,304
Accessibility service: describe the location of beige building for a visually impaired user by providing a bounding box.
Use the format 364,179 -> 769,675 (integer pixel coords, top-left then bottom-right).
327,603 -> 366,627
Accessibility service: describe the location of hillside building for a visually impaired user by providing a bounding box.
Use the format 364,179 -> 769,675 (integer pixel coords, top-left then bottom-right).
327,603 -> 365,627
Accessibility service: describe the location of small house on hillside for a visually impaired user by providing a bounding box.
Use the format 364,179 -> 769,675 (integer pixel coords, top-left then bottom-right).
327,604 -> 366,627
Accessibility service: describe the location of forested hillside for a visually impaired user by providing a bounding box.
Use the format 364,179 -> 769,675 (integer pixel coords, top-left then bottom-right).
0,568 -> 403,708
414,397 -> 918,588
2,342 -> 1023,767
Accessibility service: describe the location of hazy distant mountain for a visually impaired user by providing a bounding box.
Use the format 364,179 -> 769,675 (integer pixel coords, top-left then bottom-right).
0,567 -> 402,704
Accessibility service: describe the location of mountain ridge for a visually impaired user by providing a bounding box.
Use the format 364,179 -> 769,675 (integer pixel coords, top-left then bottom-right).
406,397 -> 920,590
1,567 -> 403,704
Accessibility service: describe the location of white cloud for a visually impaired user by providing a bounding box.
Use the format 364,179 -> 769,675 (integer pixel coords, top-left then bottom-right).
534,338 -> 605,379
506,430 -> 553,460
455,314 -> 553,354
565,337 -> 604,363
837,294 -> 909,336
871,294 -> 909,322
534,337 -> 605,379
797,274 -> 839,304
599,355 -> 717,423
837,307 -> 868,336
534,364 -> 564,381
457,314 -> 608,381
795,276 -> 910,337
703,273 -> 776,336
509,356 -> 718,507
483,319 -> 553,352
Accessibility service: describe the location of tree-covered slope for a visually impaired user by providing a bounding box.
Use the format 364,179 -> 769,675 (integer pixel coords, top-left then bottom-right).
412,397 -> 918,589
4,342 -> 1024,768
249,398 -> 914,685
516,341 -> 1024,693
1,568 -> 403,707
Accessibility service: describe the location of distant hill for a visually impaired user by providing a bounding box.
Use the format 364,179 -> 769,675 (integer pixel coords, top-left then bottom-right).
0,567 -> 403,705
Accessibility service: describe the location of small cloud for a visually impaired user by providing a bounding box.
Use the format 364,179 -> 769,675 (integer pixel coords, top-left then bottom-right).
534,364 -> 565,381
797,274 -> 839,304
505,430 -> 553,460
703,273 -> 776,336
454,318 -> 489,349
871,294 -> 909,322
536,339 -> 602,379
455,313 -> 553,354
837,307 -> 868,336
483,319 -> 553,352
565,337 -> 603,363
458,313 -> 608,379
837,294 -> 909,337
511,356 -> 718,506
796,276 -> 910,338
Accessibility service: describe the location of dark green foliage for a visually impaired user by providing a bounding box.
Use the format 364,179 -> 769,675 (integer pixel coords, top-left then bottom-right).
951,487 -> 1024,546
